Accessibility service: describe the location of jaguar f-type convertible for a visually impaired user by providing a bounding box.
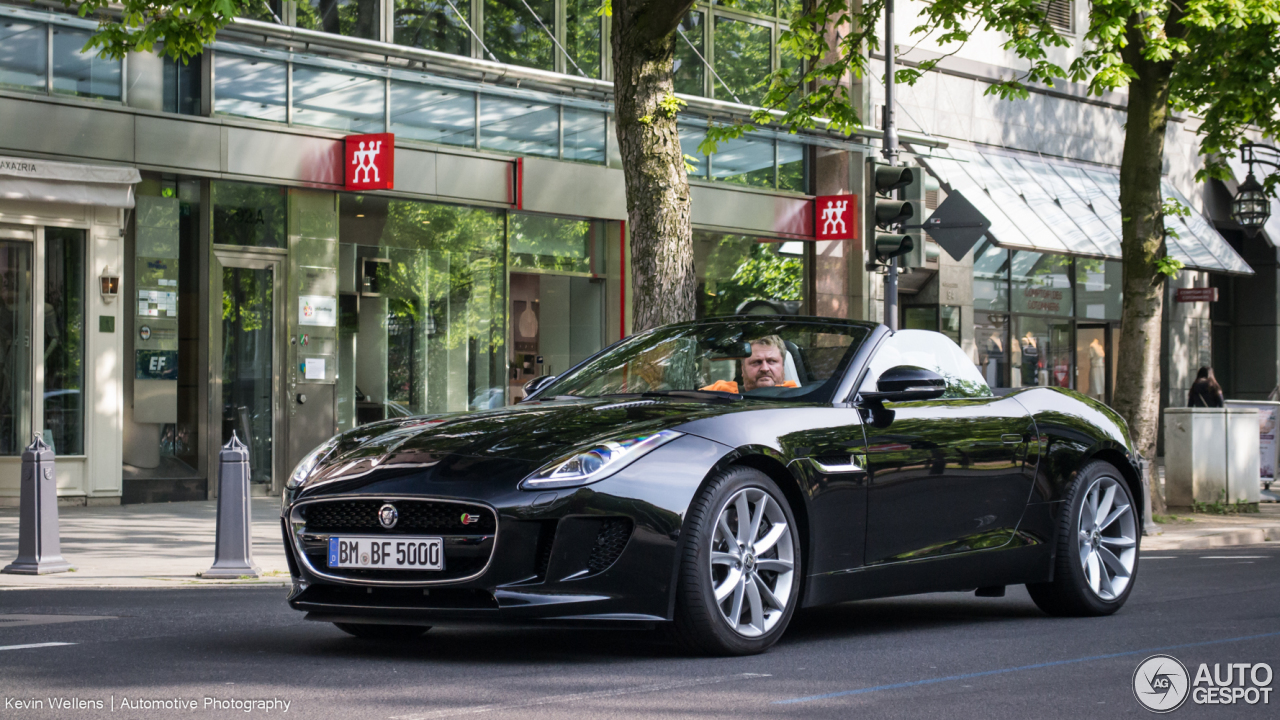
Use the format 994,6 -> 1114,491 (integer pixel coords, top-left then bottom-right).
281,317 -> 1144,655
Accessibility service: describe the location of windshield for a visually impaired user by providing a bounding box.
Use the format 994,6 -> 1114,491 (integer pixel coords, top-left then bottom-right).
535,320 -> 873,402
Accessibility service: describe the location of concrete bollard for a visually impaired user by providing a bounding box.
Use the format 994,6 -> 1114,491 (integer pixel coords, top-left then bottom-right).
202,433 -> 260,579
3,436 -> 73,575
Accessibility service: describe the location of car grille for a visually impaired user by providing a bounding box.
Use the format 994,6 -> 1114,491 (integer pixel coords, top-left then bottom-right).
301,499 -> 496,535
587,518 -> 632,574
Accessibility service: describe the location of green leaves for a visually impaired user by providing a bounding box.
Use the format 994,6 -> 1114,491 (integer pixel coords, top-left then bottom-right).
64,0 -> 253,63
1155,256 -> 1185,279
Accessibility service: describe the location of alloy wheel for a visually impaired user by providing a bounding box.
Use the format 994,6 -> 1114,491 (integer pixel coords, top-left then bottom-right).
709,487 -> 796,637
1077,475 -> 1137,601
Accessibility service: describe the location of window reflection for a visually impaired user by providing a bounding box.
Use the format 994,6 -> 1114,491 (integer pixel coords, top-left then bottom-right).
43,228 -> 85,456
297,0 -> 381,39
212,181 -> 288,248
694,232 -> 804,318
485,0 -> 555,71
479,96 -> 558,157
291,67 -> 385,132
674,12 -> 706,97
713,15 -> 771,105
564,0 -> 603,77
390,80 -> 476,147
52,27 -> 120,100
510,213 -> 605,274
974,310 -> 1009,389
0,21 -> 46,91
1011,250 -> 1072,316
214,55 -> 288,122
562,108 -> 607,164
712,133 -> 775,187
394,0 -> 471,55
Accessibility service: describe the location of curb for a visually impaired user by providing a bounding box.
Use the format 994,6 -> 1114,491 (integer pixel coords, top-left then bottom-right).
1144,526 -> 1280,551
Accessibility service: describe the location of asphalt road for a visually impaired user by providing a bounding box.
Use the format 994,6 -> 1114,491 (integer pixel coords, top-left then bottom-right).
1,548 -> 1277,719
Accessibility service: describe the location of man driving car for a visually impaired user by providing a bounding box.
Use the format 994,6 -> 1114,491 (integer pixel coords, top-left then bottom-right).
702,335 -> 797,393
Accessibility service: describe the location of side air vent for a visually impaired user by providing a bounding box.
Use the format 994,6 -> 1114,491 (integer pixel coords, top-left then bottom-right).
587,518 -> 633,574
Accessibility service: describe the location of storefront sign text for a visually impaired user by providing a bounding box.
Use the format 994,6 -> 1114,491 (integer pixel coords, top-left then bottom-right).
1176,287 -> 1219,303
1019,286 -> 1064,314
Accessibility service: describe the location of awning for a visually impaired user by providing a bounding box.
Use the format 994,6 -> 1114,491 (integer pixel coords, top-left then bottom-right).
916,145 -> 1253,275
0,156 -> 142,208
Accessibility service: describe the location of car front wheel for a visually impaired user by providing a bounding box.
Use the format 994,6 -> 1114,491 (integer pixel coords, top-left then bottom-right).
672,466 -> 802,656
1027,460 -> 1140,616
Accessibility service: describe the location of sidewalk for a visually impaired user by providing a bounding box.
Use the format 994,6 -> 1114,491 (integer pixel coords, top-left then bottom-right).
0,499 -> 1276,590
0,499 -> 289,589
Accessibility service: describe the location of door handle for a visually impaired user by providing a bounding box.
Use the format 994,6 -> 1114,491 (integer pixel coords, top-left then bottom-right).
1001,434 -> 1024,445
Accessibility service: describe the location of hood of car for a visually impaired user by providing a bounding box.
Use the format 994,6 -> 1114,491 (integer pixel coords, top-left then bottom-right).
303,397 -> 769,487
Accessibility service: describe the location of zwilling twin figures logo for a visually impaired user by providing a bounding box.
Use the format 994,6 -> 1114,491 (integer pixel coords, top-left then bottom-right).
1134,654 -> 1273,712
344,133 -> 394,191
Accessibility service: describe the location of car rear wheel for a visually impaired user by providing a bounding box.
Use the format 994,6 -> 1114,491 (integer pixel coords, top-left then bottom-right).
1027,460 -> 1140,616
333,622 -> 430,640
672,466 -> 801,656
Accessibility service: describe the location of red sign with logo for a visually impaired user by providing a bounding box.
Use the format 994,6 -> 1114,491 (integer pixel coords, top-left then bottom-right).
814,194 -> 858,240
344,133 -> 394,191
1175,287 -> 1218,303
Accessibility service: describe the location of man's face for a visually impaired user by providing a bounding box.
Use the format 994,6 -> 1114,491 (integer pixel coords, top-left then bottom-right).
742,343 -> 784,391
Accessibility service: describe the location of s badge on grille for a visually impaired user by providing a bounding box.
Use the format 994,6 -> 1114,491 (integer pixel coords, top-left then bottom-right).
460,513 -> 480,525
378,503 -> 398,529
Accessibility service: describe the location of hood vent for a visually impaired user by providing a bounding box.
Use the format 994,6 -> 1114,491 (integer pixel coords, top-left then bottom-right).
593,400 -> 662,411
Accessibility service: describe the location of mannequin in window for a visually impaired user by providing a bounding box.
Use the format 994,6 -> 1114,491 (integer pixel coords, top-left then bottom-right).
1088,337 -> 1106,400
984,331 -> 1004,388
1020,332 -> 1040,386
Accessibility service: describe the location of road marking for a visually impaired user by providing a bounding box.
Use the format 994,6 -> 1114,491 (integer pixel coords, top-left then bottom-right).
0,614 -> 116,628
390,673 -> 770,719
0,642 -> 76,651
772,630 -> 1280,705
1200,556 -> 1269,559
1141,556 -> 1177,559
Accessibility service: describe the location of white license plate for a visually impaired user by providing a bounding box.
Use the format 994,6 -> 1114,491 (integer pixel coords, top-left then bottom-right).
327,536 -> 444,571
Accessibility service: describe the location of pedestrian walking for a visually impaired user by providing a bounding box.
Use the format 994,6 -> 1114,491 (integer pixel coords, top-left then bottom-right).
1188,366 -> 1225,407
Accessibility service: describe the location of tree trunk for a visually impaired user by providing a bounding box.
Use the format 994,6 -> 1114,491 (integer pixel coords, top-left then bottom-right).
612,1 -> 697,332
1113,31 -> 1175,515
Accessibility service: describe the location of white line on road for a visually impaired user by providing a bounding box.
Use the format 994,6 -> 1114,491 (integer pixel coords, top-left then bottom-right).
1200,556 -> 1270,559
389,673 -> 771,719
0,642 -> 76,651
1141,556 -> 1177,559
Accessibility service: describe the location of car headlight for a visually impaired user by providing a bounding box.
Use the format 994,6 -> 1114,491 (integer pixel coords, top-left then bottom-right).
287,436 -> 340,489
520,429 -> 684,490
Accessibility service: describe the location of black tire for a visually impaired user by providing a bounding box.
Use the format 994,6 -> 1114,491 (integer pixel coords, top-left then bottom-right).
671,466 -> 802,656
1026,460 -> 1141,616
333,622 -> 430,640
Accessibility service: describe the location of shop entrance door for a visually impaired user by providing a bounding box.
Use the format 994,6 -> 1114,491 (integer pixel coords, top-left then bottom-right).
0,231 -> 32,456
1076,323 -> 1112,404
213,251 -> 284,494
509,273 -> 605,400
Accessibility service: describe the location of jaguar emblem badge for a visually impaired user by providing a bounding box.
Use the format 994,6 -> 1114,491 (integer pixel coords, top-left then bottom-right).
378,503 -> 398,529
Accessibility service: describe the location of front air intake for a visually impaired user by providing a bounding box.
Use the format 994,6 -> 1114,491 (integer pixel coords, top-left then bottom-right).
587,518 -> 632,574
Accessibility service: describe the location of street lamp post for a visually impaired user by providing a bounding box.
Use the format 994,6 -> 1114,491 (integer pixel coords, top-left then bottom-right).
882,0 -> 900,330
1231,142 -> 1280,235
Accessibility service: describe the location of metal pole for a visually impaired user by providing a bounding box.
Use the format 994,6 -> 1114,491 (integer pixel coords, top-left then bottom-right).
882,0 -> 900,330
203,433 -> 260,579
2,436 -> 72,575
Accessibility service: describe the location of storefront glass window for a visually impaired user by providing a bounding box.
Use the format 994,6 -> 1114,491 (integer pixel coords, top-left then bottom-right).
974,310 -> 1009,389
479,96 -> 559,157
680,125 -> 711,180
565,0 -> 603,78
712,133 -> 774,187
713,0 -> 776,15
291,66 -> 386,133
510,214 -> 605,274
694,231 -> 804,317
1014,315 -> 1073,388
562,108 -> 607,164
0,21 -> 47,92
212,181 -> 288,248
778,141 -> 805,193
1075,258 -> 1122,320
337,195 -> 507,424
674,12 -> 706,97
713,15 -> 771,105
1011,250 -> 1072,316
163,54 -> 202,115
485,0 -> 555,71
0,240 -> 32,456
51,27 -> 121,100
42,228 -> 85,456
213,54 -> 288,122
296,0 -> 381,39
972,240 -> 1008,312
394,0 -> 471,55
390,81 -> 477,147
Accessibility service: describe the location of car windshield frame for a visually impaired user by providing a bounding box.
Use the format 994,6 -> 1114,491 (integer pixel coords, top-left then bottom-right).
529,318 -> 875,404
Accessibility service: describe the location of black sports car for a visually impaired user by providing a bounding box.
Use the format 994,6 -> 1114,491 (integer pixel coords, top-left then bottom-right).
281,316 -> 1143,655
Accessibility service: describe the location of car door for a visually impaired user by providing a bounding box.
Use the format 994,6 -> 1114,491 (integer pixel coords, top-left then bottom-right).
855,331 -> 1035,566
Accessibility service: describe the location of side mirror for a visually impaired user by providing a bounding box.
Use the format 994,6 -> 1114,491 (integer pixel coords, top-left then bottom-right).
860,365 -> 946,404
522,375 -> 557,399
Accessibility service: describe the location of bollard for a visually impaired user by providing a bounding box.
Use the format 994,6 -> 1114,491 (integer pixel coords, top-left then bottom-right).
202,433 -> 260,579
3,436 -> 72,575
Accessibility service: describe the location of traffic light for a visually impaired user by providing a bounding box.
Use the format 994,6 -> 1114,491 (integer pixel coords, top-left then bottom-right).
900,166 -> 929,268
868,161 -> 916,262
